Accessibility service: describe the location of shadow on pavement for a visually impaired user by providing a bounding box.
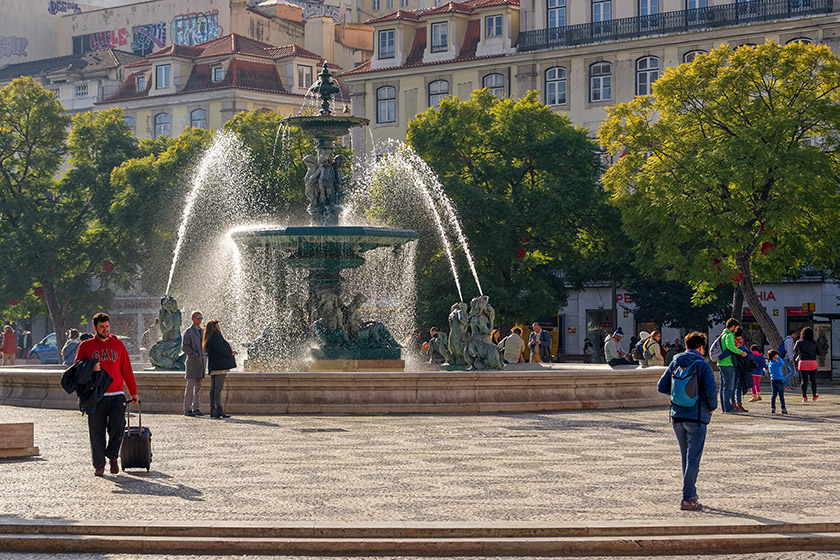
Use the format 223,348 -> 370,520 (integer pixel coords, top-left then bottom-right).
111,473 -> 203,501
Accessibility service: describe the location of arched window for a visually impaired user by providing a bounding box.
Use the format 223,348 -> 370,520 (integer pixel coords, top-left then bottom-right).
153,112 -> 170,138
636,56 -> 659,96
190,108 -> 207,129
786,37 -> 813,44
483,73 -> 505,98
589,61 -> 611,102
428,80 -> 449,107
123,116 -> 135,132
545,67 -> 567,106
683,49 -> 706,63
376,86 -> 396,123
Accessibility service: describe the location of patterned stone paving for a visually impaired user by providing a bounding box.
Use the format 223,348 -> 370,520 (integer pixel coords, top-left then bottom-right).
1,385 -> 839,559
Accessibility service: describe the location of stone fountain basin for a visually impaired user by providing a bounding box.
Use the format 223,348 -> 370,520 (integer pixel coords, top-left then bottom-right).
283,116 -> 370,139
232,225 -> 418,263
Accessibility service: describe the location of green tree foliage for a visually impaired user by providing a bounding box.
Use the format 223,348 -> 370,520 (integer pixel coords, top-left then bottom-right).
0,78 -> 145,347
599,42 -> 840,347
407,89 -> 610,326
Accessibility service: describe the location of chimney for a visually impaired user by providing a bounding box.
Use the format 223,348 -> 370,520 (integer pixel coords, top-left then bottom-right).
304,16 -> 335,63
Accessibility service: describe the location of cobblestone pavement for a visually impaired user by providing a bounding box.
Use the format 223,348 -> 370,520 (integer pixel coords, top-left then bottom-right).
2,384 -> 840,558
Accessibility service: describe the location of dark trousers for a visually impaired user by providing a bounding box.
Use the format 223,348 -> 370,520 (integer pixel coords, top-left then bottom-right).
801,369 -> 818,399
88,394 -> 126,468
771,379 -> 786,411
608,357 -> 635,366
210,374 -> 227,414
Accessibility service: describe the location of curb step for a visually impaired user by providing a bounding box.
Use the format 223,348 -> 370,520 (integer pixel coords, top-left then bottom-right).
1,520 -> 839,556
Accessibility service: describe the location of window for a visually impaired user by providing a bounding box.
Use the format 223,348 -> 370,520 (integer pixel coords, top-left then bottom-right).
686,0 -> 707,23
400,0 -> 408,6
483,73 -> 504,98
589,62 -> 611,102
786,37 -> 813,44
790,0 -> 813,10
687,0 -> 706,7
548,0 -> 566,28
636,56 -> 659,96
298,65 -> 313,89
74,82 -> 88,98
683,49 -> 706,63
592,0 -> 611,21
428,79 -> 449,107
136,75 -> 146,91
153,112 -> 171,138
155,64 -> 170,89
49,86 -> 61,98
376,86 -> 396,123
372,0 -> 380,9
431,22 -> 448,53
386,0 -> 394,8
545,67 -> 567,106
212,66 -> 224,82
592,0 -> 611,35
123,116 -> 134,131
736,0 -> 759,17
639,0 -> 657,16
378,29 -> 395,59
190,108 -> 207,129
485,15 -> 503,38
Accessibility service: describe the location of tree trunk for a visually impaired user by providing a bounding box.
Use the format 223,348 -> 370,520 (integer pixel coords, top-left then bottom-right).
731,285 -> 744,322
41,281 -> 68,351
735,251 -> 782,349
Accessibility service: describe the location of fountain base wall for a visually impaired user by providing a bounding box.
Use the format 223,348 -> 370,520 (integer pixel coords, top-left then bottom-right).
0,365 -> 668,414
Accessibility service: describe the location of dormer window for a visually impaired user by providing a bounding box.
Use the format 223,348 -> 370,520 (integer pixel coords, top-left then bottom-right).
155,64 -> 170,89
431,22 -> 448,53
298,64 -> 313,88
485,15 -> 502,37
378,29 -> 395,59
136,75 -> 146,91
212,66 -> 224,82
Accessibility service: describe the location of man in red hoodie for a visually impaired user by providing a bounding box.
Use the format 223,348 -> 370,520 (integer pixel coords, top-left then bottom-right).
75,312 -> 139,476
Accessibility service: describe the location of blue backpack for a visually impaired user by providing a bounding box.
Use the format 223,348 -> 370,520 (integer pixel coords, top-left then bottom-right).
777,338 -> 788,359
670,358 -> 705,408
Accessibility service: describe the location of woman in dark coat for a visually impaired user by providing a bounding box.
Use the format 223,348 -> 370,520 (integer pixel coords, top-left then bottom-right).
203,320 -> 237,418
794,326 -> 820,402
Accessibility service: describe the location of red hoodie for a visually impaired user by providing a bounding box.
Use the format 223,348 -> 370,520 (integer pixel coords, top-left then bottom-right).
75,335 -> 137,396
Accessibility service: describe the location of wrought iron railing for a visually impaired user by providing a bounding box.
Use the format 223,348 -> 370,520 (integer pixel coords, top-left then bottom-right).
518,0 -> 833,52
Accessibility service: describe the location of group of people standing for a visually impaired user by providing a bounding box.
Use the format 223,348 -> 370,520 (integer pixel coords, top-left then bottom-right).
657,318 -> 825,512
182,311 -> 237,419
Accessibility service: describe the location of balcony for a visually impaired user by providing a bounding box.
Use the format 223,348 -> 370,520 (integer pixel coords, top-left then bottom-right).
519,0 -> 833,52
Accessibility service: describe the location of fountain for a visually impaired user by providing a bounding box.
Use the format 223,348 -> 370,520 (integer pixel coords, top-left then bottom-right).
230,63 -> 418,369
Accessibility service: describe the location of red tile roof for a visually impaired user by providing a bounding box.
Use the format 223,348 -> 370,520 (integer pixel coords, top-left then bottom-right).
422,2 -> 476,16
365,10 -> 423,24
454,19 -> 480,60
266,44 -> 323,60
406,27 -> 426,66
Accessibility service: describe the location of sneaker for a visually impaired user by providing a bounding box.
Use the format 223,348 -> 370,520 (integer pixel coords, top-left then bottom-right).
109,457 -> 119,474
771,409 -> 776,414
756,396 -> 762,401
803,397 -> 809,403
184,410 -> 195,417
94,466 -> 105,477
192,409 -> 204,416
748,395 -> 758,402
680,498 -> 703,511
813,394 -> 819,401
785,387 -> 791,391
782,409 -> 788,414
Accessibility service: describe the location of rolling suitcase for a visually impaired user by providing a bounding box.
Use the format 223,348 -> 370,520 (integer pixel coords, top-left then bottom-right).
120,400 -> 152,471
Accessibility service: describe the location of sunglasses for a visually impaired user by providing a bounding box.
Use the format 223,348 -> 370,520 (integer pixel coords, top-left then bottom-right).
194,315 -> 203,319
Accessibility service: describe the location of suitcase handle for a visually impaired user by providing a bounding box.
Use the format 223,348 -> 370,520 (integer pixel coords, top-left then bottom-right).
126,398 -> 142,431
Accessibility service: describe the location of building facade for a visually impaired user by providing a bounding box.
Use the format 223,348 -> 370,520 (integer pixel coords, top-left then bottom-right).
341,0 -> 839,156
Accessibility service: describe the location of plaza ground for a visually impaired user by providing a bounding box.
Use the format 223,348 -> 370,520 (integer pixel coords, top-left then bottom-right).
1,383 -> 839,558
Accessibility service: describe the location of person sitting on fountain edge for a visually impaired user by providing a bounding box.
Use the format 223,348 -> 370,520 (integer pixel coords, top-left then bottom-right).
604,327 -> 635,367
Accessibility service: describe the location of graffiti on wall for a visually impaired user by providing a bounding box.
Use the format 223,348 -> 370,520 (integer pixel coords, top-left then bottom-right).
72,22 -> 166,57
0,36 -> 28,59
171,10 -> 223,46
47,1 -> 82,15
290,0 -> 351,23
131,22 -> 167,56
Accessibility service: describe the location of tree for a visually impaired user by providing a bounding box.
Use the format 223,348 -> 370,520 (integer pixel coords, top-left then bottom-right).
0,88 -> 144,349
406,89 -> 611,326
599,42 -> 840,348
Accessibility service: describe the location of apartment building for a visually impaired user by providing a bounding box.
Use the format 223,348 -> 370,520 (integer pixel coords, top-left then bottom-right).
341,0 -> 840,156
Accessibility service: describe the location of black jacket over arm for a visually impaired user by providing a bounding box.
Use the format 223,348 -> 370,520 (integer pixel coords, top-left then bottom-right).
61,358 -> 113,415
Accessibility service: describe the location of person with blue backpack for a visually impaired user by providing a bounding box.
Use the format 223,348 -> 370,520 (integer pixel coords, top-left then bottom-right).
657,331 -> 718,512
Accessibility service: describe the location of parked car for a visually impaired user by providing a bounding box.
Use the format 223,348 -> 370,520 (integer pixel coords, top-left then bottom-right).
29,333 -> 144,365
29,333 -> 59,364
